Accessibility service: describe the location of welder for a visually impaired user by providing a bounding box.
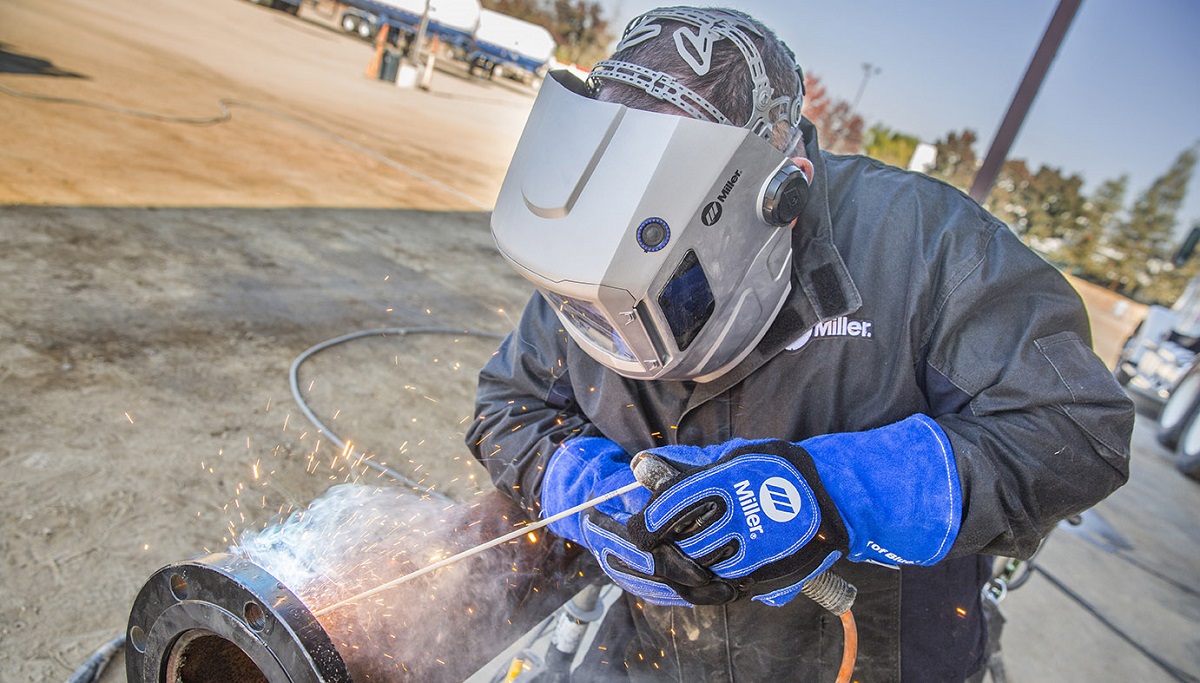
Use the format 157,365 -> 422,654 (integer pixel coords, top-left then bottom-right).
467,6 -> 1134,681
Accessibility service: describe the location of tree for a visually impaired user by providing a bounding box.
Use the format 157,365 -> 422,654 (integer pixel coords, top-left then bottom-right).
548,0 -> 611,66
986,159 -> 1034,231
1076,176 -> 1129,287
926,129 -> 979,192
1024,166 -> 1087,244
1117,145 -> 1198,302
482,0 -> 542,20
801,73 -> 864,155
983,161 -> 1086,265
863,124 -> 919,169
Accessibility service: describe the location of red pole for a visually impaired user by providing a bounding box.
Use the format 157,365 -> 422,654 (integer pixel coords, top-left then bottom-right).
969,0 -> 1083,204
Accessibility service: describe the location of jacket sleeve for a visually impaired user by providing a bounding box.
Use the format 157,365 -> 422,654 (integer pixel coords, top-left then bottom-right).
466,294 -> 604,521
923,221 -> 1134,559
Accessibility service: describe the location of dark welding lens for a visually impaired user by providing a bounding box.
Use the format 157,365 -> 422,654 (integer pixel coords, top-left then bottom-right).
657,250 -> 714,351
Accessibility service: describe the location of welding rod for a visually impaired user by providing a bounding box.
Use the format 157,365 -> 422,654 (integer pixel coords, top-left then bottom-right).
313,480 -> 644,617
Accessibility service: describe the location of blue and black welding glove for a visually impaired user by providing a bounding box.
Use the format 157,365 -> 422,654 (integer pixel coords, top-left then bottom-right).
628,414 -> 962,606
541,436 -> 725,606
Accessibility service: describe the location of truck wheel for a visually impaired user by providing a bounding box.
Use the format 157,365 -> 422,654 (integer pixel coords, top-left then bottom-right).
1173,408 -> 1200,481
1113,323 -> 1144,386
1157,364 -> 1200,450
340,14 -> 359,34
357,21 -> 373,39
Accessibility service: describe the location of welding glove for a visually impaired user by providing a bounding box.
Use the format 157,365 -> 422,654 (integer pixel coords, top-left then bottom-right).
541,436 -> 725,607
627,414 -> 962,607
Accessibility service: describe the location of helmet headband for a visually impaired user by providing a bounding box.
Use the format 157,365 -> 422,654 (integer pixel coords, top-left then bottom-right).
588,7 -> 804,141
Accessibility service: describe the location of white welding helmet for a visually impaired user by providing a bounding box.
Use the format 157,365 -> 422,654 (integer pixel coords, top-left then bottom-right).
491,8 -> 809,382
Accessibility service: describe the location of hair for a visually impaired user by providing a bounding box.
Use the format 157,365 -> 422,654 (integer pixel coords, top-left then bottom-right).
593,7 -> 805,154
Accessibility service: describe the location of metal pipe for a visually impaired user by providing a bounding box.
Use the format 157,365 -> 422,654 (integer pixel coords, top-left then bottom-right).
125,553 -> 352,683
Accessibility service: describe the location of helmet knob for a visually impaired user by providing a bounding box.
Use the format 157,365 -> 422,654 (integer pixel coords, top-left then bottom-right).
761,163 -> 810,226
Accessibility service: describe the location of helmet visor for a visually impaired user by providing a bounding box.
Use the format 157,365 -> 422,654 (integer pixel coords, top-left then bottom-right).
542,291 -> 638,361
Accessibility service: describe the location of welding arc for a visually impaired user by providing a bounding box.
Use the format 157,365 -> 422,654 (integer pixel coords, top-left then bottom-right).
290,327 -> 504,504
314,480 -> 644,616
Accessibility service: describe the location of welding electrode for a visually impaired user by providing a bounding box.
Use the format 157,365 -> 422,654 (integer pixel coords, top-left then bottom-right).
312,480 -> 644,617
630,450 -> 859,683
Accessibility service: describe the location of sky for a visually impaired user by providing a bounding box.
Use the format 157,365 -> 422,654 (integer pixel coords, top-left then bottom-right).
594,0 -> 1200,236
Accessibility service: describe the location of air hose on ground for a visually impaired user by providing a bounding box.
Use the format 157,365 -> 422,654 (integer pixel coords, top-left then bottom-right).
287,326 -> 504,505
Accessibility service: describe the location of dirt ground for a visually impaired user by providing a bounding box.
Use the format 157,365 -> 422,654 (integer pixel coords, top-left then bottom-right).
0,0 -> 1166,681
0,0 -> 544,679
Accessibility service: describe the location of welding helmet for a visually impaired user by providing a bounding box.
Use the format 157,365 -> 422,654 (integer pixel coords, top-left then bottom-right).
491,8 -> 808,382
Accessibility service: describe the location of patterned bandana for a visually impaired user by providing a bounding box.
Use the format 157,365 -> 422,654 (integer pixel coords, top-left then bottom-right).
588,7 -> 804,141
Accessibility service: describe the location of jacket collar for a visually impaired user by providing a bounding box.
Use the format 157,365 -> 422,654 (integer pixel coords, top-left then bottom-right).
685,119 -> 861,409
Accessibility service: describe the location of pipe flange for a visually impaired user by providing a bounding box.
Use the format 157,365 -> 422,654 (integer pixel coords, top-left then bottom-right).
126,552 -> 350,683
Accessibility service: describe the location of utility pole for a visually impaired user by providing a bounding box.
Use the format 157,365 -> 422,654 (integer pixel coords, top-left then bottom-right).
414,0 -> 431,60
969,0 -> 1083,204
852,62 -> 881,111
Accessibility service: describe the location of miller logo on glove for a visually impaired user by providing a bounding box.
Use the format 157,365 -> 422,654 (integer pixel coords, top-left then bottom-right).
627,414 -> 962,606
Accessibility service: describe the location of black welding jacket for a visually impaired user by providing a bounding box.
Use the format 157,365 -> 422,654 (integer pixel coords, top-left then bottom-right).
466,120 -> 1134,682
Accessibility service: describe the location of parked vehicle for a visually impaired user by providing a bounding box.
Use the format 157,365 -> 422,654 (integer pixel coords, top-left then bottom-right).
1157,360 -> 1200,479
466,9 -> 556,85
247,0 -> 302,16
336,0 -> 481,55
1114,272 -> 1200,480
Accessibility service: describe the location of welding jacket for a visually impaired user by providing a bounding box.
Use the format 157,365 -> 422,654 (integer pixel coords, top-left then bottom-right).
466,119 -> 1134,683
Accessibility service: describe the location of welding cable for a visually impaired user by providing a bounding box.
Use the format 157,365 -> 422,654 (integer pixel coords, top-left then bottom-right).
290,327 -> 504,504
64,634 -> 124,683
0,83 -> 491,210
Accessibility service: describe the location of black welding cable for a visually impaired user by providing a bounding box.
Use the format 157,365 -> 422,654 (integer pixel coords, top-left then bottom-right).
64,634 -> 124,683
289,327 -> 504,505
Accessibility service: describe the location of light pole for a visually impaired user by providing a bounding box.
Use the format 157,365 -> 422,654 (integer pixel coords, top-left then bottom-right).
852,62 -> 881,111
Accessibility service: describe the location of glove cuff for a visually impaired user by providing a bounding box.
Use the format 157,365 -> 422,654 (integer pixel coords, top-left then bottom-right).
802,414 -> 961,566
541,436 -> 650,544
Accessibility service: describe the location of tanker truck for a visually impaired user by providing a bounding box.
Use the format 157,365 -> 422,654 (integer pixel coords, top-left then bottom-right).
466,8 -> 557,86
336,0 -> 480,55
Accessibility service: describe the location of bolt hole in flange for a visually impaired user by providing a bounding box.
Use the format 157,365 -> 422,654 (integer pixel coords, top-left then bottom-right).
169,573 -> 189,601
129,625 -> 148,653
243,601 -> 267,631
